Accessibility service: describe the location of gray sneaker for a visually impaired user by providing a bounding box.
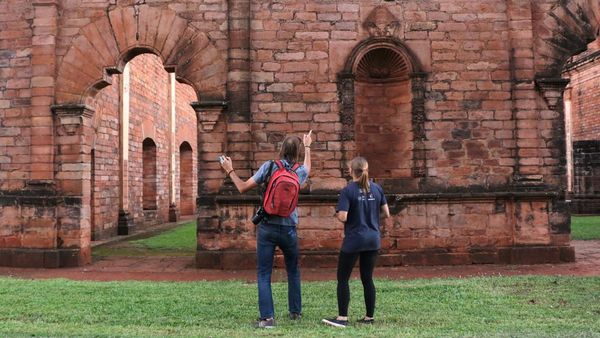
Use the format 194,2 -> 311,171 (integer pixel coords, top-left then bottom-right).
255,317 -> 275,329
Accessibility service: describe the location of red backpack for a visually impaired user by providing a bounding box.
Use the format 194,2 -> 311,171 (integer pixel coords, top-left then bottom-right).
263,160 -> 301,217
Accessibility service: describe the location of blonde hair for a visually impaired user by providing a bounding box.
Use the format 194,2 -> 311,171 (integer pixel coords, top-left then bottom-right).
350,156 -> 370,193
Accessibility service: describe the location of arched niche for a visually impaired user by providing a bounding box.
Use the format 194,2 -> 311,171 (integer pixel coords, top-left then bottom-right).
338,37 -> 427,192
142,138 -> 158,211
179,141 -> 195,216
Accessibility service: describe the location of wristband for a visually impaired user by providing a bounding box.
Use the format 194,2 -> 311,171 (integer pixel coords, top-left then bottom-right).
226,169 -> 234,176
304,145 -> 311,148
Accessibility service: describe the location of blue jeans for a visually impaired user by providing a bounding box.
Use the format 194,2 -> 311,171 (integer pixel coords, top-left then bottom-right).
256,222 -> 301,319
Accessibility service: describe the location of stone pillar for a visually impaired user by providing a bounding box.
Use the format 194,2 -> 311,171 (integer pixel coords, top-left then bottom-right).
563,85 -> 573,193
507,0 -> 540,188
30,0 -> 58,183
118,63 -> 133,235
168,72 -> 179,222
51,103 -> 95,266
192,101 -> 227,268
227,0 -> 251,122
227,0 -> 253,190
192,101 -> 228,194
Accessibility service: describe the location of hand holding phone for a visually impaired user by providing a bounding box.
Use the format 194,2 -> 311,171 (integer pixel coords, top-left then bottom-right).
218,154 -> 233,173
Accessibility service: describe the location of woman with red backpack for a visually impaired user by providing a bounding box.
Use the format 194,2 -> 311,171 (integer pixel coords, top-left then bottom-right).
219,131 -> 312,329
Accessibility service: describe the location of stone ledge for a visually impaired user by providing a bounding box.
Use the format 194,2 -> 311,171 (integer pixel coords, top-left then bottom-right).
198,190 -> 562,207
0,248 -> 88,268
0,189 -> 81,206
196,245 -> 576,269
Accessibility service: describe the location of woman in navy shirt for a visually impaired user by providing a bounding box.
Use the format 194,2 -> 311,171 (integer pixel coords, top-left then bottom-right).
323,156 -> 390,328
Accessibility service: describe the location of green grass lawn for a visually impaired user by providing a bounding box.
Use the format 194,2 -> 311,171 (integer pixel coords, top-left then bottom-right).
571,216 -> 600,240
0,276 -> 598,337
93,222 -> 196,257
131,221 -> 196,251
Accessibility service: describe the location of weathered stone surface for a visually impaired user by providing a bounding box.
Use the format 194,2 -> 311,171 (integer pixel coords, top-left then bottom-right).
3,0 -> 597,268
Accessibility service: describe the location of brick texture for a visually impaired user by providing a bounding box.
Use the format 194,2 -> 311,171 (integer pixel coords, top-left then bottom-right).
3,0 -> 598,267
564,41 -> 600,214
88,53 -> 198,238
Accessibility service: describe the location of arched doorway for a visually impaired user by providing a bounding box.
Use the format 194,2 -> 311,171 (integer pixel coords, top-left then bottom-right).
179,142 -> 194,216
563,37 -> 600,214
142,138 -> 158,211
49,5 -> 227,264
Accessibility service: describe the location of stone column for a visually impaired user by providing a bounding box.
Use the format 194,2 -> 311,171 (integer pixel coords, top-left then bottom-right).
191,101 -> 227,262
168,72 -> 179,222
51,104 -> 95,266
30,0 -> 59,183
563,85 -> 573,193
227,0 -> 253,188
118,63 -> 133,235
191,101 -> 228,195
227,0 -> 251,122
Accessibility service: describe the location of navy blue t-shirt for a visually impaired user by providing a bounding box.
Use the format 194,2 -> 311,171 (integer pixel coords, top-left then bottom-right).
337,181 -> 387,253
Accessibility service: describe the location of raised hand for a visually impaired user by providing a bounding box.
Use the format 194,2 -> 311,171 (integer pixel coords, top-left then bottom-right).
303,130 -> 313,148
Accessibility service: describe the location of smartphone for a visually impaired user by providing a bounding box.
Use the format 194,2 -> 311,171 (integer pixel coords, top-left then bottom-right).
218,155 -> 226,164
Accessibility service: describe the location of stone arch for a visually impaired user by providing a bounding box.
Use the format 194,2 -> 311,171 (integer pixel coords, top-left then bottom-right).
338,37 -> 427,190
55,5 -> 227,105
535,0 -> 600,77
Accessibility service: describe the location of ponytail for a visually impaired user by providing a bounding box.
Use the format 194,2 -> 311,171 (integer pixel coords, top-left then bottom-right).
350,157 -> 370,193
358,171 -> 370,193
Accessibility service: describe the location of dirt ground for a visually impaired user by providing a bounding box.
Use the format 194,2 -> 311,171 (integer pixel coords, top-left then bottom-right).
0,240 -> 598,282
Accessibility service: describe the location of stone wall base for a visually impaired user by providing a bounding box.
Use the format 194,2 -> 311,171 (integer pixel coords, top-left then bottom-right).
0,248 -> 90,268
196,246 -> 575,269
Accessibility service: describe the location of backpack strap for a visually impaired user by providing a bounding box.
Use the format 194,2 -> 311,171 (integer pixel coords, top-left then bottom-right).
291,162 -> 300,172
274,160 -> 284,170
259,160 -> 276,200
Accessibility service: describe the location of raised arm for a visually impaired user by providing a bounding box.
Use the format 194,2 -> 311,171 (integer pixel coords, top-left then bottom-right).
220,156 -> 258,194
302,130 -> 312,175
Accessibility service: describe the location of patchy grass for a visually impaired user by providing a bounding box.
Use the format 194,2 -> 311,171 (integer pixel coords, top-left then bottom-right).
131,221 -> 196,251
0,276 -> 598,337
93,222 -> 196,257
571,216 -> 600,240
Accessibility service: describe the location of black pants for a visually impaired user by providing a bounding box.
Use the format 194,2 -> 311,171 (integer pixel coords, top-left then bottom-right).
336,250 -> 378,318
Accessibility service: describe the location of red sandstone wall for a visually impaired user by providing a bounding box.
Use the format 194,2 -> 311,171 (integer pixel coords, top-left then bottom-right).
0,0 -> 33,190
355,81 -> 413,178
3,0 -> 591,267
568,60 -> 600,142
128,54 -> 170,225
87,53 -> 198,237
175,83 -> 198,216
90,76 -> 120,240
248,1 -> 517,189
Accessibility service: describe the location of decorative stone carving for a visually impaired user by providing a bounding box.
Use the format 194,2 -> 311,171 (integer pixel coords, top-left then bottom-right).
51,104 -> 94,136
191,101 -> 228,132
337,72 -> 355,142
535,77 -> 570,110
363,6 -> 400,37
